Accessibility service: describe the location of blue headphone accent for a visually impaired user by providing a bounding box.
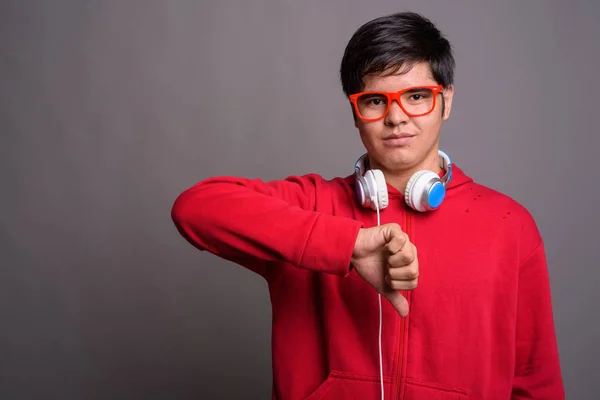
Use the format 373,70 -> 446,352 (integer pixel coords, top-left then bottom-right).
428,183 -> 446,209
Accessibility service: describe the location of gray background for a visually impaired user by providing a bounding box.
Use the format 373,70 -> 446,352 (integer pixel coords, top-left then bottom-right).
1,0 -> 598,399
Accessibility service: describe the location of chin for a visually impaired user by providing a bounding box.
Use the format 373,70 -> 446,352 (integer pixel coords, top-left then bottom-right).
379,148 -> 417,168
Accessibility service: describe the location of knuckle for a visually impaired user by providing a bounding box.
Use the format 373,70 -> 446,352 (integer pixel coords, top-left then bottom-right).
401,232 -> 409,245
407,244 -> 417,262
409,252 -> 417,264
390,278 -> 419,290
394,234 -> 407,249
395,254 -> 409,268
403,251 -> 416,265
394,254 -> 406,268
389,280 -> 401,290
406,268 -> 419,280
395,255 -> 407,267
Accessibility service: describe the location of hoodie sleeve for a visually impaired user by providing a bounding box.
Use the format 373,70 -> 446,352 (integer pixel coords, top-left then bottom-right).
511,232 -> 565,398
170,174 -> 363,279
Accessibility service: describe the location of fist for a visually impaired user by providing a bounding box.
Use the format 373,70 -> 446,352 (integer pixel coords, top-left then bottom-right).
351,223 -> 419,317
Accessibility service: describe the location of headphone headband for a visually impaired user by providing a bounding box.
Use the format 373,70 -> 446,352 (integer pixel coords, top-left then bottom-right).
354,154 -> 368,176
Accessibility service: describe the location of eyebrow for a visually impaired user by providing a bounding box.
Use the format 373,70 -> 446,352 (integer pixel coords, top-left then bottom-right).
404,87 -> 431,93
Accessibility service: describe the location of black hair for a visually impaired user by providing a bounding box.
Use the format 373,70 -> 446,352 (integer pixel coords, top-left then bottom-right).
340,12 -> 455,97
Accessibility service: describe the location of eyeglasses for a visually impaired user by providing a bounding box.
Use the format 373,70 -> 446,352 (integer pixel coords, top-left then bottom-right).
349,85 -> 444,122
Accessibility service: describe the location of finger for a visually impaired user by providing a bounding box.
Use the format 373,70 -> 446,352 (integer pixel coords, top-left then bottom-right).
387,261 -> 419,280
388,243 -> 417,268
386,276 -> 419,291
383,290 -> 409,317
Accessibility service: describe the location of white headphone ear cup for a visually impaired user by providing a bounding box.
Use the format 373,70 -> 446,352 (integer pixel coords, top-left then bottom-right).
354,174 -> 368,207
371,169 -> 388,210
364,170 -> 388,210
405,170 -> 440,212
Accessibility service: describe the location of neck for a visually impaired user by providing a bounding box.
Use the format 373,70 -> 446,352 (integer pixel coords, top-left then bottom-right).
368,151 -> 442,194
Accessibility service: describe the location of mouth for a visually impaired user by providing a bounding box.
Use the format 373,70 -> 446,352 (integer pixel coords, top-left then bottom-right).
383,133 -> 416,146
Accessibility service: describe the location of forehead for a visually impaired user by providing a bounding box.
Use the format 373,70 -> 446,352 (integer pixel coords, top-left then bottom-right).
362,62 -> 437,92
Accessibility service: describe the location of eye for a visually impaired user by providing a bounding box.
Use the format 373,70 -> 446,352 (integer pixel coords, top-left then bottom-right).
404,89 -> 433,103
357,93 -> 388,109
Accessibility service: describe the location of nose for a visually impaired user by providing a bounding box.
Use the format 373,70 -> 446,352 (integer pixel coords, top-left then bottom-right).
384,100 -> 410,126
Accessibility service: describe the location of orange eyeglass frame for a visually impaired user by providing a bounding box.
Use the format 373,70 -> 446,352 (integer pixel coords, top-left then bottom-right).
348,85 -> 444,122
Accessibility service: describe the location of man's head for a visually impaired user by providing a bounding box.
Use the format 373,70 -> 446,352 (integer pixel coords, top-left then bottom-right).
340,12 -> 456,176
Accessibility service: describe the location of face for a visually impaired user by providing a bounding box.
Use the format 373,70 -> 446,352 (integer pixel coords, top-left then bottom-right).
353,62 -> 454,175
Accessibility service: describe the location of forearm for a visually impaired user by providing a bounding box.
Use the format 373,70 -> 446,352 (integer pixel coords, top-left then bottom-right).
171,176 -> 362,277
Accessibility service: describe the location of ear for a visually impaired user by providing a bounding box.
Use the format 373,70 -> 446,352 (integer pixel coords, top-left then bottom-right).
442,85 -> 455,121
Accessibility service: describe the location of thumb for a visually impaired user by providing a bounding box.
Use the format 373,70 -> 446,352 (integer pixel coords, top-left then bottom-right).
383,290 -> 409,317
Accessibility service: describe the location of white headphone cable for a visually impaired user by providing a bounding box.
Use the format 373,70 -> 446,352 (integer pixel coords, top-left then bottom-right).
375,201 -> 384,400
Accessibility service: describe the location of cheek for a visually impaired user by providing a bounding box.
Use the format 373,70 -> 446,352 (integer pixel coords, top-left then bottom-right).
357,121 -> 382,141
414,116 -> 442,136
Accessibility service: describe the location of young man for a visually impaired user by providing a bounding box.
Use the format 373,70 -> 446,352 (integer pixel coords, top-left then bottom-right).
171,12 -> 564,400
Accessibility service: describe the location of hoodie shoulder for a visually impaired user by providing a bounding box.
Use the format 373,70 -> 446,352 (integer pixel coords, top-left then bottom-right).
451,165 -> 542,248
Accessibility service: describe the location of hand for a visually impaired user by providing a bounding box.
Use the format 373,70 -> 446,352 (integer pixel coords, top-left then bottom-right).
351,223 -> 419,317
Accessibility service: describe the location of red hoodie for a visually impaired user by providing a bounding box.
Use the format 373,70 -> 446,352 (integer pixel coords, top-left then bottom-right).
171,164 -> 564,400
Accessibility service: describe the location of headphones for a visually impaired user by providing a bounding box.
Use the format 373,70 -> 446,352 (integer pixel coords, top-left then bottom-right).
354,150 -> 453,212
